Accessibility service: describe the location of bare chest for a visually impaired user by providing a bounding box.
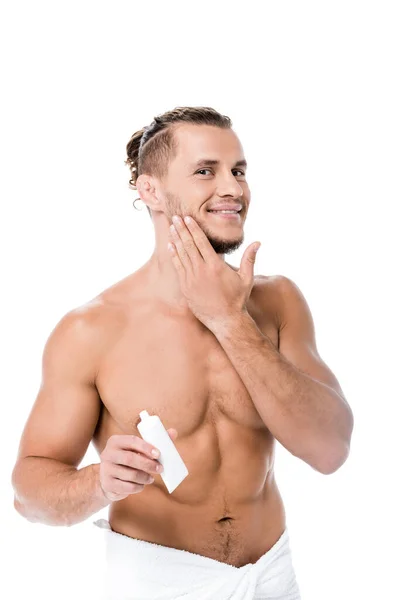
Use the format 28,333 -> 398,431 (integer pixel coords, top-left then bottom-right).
94,308 -> 279,442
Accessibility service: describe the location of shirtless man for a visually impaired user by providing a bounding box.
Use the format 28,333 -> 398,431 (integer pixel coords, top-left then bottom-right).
12,106 -> 353,598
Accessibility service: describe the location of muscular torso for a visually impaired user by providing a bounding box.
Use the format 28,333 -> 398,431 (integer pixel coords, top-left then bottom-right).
91,265 -> 286,568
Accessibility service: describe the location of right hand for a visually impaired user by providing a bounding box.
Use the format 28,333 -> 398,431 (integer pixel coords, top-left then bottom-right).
99,429 -> 178,502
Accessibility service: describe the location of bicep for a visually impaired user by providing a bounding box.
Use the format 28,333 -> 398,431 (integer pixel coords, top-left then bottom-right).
15,309 -> 102,468
277,276 -> 346,400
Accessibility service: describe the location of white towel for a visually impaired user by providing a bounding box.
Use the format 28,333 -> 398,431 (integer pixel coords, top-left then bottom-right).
93,519 -> 301,600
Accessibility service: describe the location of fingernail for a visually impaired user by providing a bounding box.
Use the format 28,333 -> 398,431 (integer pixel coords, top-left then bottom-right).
152,449 -> 159,458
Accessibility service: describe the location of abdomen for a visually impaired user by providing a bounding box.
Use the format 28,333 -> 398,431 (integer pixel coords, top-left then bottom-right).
108,417 -> 285,566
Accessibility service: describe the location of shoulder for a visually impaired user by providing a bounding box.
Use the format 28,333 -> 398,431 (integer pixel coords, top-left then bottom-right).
269,275 -> 313,327
251,274 -> 307,327
44,300 -> 109,359
41,272 -> 143,383
254,274 -> 303,301
247,274 -> 285,329
91,268 -> 146,311
43,297 -> 121,378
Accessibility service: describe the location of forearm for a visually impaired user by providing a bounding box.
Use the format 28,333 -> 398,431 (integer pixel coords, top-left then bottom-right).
210,311 -> 352,473
12,457 -> 110,527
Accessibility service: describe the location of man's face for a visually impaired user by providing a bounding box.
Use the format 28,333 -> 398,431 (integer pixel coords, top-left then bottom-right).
160,124 -> 250,255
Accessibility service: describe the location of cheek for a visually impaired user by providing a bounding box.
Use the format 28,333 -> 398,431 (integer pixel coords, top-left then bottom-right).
198,180 -> 217,197
184,184 -> 214,212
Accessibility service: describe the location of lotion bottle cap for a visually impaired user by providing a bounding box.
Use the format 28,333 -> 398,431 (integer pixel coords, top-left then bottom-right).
139,410 -> 150,420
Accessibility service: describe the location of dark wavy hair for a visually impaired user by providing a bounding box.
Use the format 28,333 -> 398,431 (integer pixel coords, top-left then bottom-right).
124,106 -> 232,217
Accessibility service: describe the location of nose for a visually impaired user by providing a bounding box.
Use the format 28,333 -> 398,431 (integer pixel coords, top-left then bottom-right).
216,172 -> 244,198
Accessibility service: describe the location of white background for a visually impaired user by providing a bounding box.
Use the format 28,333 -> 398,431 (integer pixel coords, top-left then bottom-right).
1,1 -> 399,598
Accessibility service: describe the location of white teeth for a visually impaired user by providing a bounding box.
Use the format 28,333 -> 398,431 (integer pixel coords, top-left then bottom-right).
210,210 -> 238,214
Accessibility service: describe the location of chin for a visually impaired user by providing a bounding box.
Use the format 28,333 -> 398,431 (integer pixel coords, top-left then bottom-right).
195,215 -> 243,254
207,236 -> 244,255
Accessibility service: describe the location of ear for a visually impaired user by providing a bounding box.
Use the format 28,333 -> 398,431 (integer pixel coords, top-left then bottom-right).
136,175 -> 161,212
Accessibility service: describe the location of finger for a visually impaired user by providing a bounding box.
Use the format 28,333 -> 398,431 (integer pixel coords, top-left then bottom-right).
240,242 -> 261,287
168,241 -> 186,280
171,216 -> 203,267
111,450 -> 161,474
169,223 -> 193,273
109,479 -> 145,496
112,464 -> 155,484
167,428 -> 178,439
183,216 -> 217,263
110,434 -> 160,460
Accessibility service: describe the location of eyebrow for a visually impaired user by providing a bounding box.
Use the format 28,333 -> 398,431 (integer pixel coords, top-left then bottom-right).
191,158 -> 248,169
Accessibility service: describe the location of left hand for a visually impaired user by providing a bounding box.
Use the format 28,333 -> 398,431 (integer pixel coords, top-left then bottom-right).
167,215 -> 261,328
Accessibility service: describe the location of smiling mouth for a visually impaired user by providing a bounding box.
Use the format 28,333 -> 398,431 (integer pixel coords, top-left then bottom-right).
207,210 -> 242,219
207,208 -> 242,213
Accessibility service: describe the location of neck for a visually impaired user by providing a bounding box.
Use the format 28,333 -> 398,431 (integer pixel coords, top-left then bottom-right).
144,214 -> 228,311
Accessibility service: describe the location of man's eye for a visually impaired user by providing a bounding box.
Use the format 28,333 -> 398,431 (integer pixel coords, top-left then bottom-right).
195,169 -> 246,176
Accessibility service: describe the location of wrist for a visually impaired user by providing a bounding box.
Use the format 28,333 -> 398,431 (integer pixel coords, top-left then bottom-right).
92,464 -> 111,506
207,309 -> 250,337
